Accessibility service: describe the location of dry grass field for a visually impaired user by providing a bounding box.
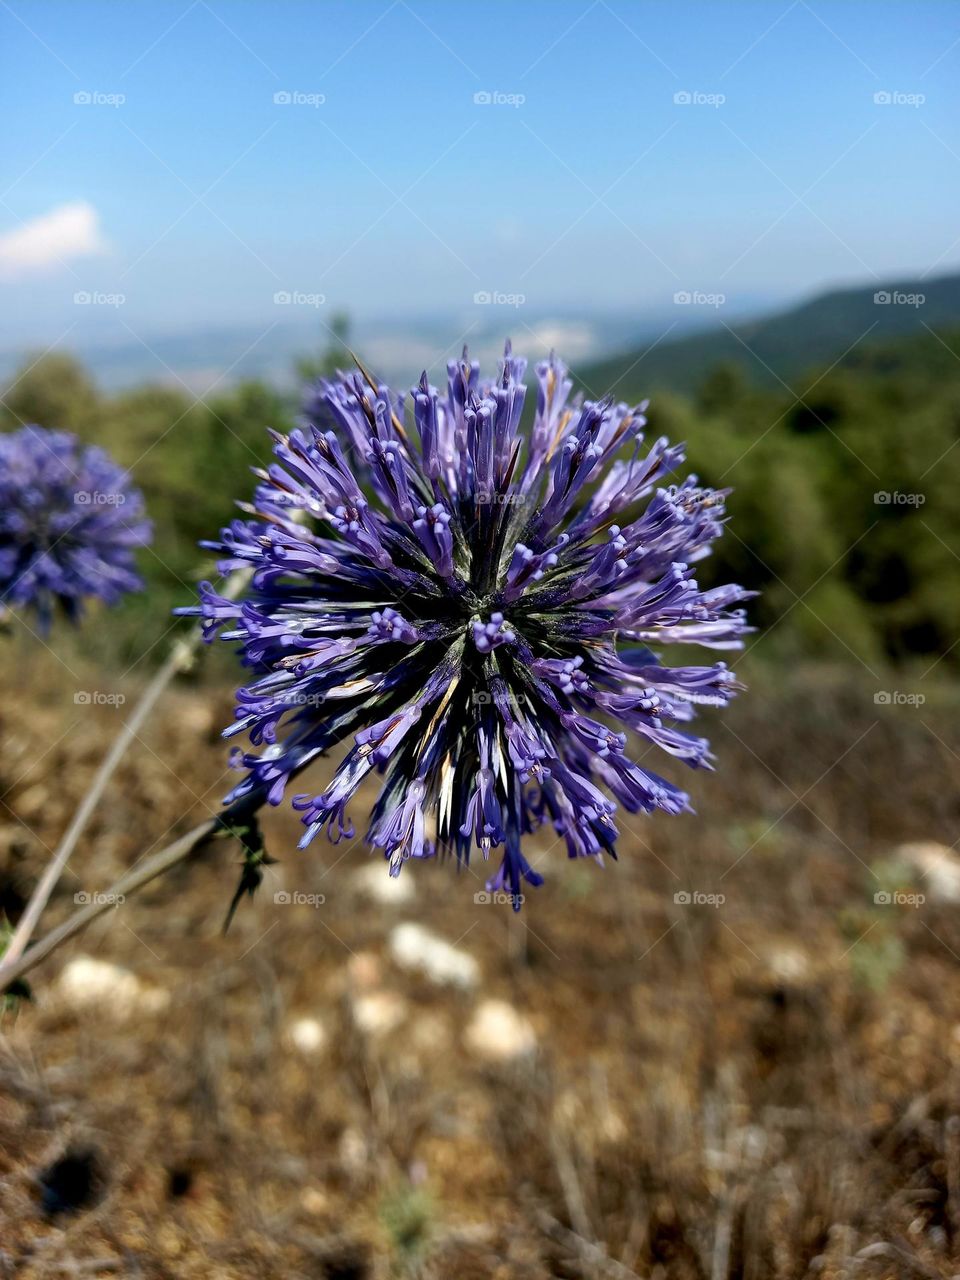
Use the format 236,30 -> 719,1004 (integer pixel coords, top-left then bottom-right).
1,647 -> 959,1279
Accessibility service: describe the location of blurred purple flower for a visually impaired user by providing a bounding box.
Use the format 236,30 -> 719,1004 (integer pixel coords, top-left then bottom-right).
183,342 -> 751,907
0,425 -> 151,630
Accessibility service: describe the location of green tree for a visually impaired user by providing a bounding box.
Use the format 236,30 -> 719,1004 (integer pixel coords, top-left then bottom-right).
1,353 -> 100,432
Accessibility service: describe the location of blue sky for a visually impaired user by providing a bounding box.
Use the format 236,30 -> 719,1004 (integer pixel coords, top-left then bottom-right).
1,0 -> 959,353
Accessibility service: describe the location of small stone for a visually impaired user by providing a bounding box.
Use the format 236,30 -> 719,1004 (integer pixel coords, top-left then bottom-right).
300,1186 -> 329,1215
353,863 -> 416,904
764,945 -> 810,983
339,1127 -> 368,1175
176,702 -> 217,739
389,922 -> 479,989
286,1016 -> 326,1054
352,990 -> 406,1036
347,951 -> 382,991
57,956 -> 168,1018
16,784 -> 48,819
409,1011 -> 450,1052
896,842 -> 960,903
464,999 -> 536,1061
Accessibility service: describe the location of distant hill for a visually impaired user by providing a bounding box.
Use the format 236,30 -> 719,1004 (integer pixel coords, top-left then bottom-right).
578,272 -> 960,400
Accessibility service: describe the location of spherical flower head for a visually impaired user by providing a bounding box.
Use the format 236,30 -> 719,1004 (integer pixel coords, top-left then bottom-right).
185,342 -> 751,908
0,425 -> 151,630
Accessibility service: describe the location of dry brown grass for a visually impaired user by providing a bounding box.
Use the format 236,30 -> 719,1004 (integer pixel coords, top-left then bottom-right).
0,650 -> 958,1278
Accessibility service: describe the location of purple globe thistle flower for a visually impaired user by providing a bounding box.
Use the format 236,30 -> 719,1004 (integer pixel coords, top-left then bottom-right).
184,343 -> 750,908
0,425 -> 151,630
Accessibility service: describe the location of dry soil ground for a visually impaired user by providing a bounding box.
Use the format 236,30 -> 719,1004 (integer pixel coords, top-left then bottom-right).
0,651 -> 959,1279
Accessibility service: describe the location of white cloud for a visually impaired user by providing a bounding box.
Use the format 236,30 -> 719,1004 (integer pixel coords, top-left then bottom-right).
0,201 -> 107,278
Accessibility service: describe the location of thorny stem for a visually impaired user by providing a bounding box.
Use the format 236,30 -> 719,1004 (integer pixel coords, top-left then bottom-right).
0,572 -> 250,982
0,795 -> 265,994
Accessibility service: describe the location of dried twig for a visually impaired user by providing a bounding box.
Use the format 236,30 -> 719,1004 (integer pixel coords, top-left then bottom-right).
0,572 -> 249,982
534,1210 -> 646,1280
0,796 -> 262,994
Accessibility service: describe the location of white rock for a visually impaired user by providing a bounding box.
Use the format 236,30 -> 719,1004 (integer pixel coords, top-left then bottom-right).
176,701 -> 216,737
57,956 -> 168,1018
286,1016 -> 326,1054
339,1126 -> 368,1174
353,863 -> 416,904
351,990 -> 406,1036
409,1011 -> 450,1052
299,1186 -> 329,1215
347,950 -> 382,991
765,945 -> 810,983
464,999 -> 536,1061
388,922 -> 479,989
897,842 -> 960,903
